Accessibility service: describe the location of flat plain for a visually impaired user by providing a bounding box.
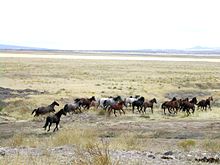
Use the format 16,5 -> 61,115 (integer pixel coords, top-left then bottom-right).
0,51 -> 220,164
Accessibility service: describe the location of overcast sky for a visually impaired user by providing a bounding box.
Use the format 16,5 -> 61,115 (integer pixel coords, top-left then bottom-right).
0,0 -> 219,50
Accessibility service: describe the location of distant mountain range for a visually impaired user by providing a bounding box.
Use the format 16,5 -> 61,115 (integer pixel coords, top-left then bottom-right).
0,44 -> 220,55
0,44 -> 51,50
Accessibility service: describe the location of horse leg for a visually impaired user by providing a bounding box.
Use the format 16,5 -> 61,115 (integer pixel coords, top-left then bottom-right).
164,108 -> 166,115
53,123 -> 59,132
108,107 -> 112,116
119,109 -> 122,115
114,109 -> 117,117
43,117 -> 49,130
192,107 -> 195,114
121,108 -> 125,115
151,107 -> 153,114
137,106 -> 141,113
48,122 -> 52,132
168,107 -> 172,114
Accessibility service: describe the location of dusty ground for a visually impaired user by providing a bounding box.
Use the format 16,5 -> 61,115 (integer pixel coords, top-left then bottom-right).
1,112 -> 220,164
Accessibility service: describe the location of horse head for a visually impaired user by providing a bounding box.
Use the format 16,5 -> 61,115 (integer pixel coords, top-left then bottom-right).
74,98 -> 81,103
191,97 -> 197,104
52,101 -> 59,106
209,96 -> 213,101
60,109 -> 67,116
90,96 -> 96,101
138,97 -> 145,102
152,98 -> 157,104
114,96 -> 122,101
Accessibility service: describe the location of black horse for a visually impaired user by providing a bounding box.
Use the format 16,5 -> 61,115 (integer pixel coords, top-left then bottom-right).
32,101 -> 59,117
132,97 -> 145,113
43,108 -> 66,132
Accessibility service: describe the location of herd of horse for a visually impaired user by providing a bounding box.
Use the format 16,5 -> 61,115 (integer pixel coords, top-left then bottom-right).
31,95 -> 214,132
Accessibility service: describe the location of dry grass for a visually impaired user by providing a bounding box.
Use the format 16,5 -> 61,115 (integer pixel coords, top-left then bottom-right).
0,56 -> 220,120
177,139 -> 196,151
73,140 -> 118,165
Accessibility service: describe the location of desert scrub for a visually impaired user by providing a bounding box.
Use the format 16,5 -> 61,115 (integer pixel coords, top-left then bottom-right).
178,139 -> 196,151
202,140 -> 220,152
73,140 -> 118,165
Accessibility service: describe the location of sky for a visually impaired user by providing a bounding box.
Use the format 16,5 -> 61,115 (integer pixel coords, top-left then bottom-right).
0,0 -> 220,50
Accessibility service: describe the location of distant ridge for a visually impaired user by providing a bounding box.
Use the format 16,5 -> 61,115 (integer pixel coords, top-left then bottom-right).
0,44 -> 220,55
0,44 -> 51,50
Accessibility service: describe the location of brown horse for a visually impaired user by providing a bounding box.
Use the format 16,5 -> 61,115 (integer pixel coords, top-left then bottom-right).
182,97 -> 197,116
141,98 -> 157,113
32,101 -> 59,117
197,96 -> 213,111
108,101 -> 125,117
79,96 -> 96,110
161,97 -> 179,115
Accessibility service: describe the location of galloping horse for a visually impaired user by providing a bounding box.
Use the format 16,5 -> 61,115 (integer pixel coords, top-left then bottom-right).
124,95 -> 140,107
141,98 -> 157,113
79,96 -> 96,110
43,108 -> 66,132
182,97 -> 197,116
197,96 -> 213,111
132,97 -> 145,113
161,97 -> 178,115
98,96 -> 122,110
63,99 -> 82,114
108,101 -> 125,117
32,101 -> 59,117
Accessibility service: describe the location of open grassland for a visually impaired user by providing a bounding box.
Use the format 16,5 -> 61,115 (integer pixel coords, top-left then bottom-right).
0,53 -> 220,164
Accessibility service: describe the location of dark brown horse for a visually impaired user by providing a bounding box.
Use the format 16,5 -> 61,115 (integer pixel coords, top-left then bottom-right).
197,96 -> 213,111
43,108 -> 66,132
182,97 -> 197,116
32,101 -> 59,117
161,97 -> 179,115
141,98 -> 157,113
108,101 -> 125,117
79,96 -> 96,110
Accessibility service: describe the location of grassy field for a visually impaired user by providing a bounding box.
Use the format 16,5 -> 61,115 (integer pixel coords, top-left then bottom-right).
0,53 -> 220,164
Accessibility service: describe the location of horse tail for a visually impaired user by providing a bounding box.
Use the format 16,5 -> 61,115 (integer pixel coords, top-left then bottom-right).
161,103 -> 165,109
32,109 -> 37,115
103,100 -> 107,108
43,117 -> 49,129
64,104 -> 68,112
